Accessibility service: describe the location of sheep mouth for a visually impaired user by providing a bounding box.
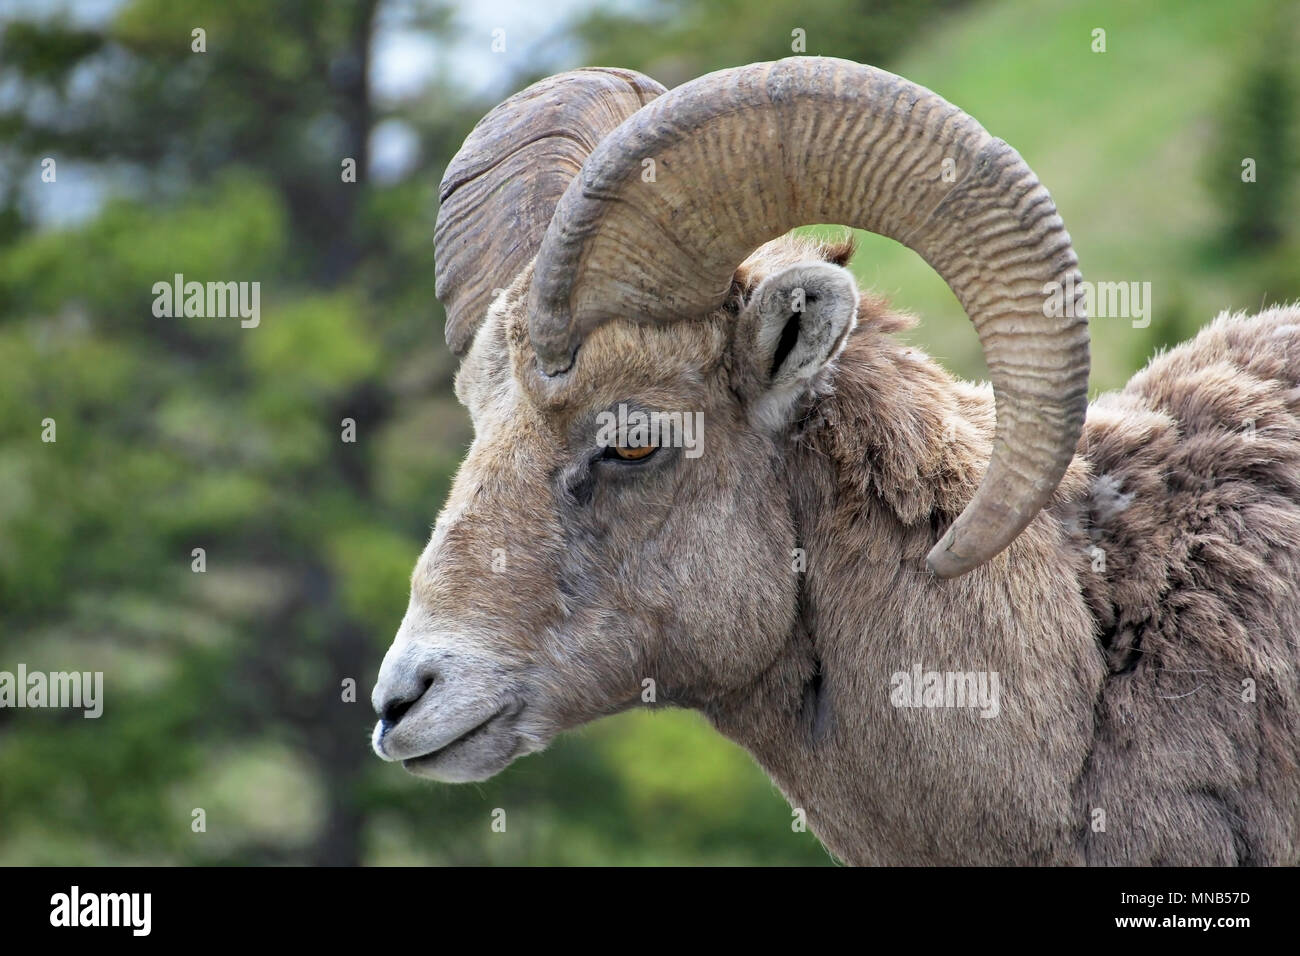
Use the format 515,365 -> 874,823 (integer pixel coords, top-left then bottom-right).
401,703 -> 522,780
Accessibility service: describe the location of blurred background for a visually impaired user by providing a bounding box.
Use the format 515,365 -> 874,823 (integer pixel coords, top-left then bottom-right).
0,0 -> 1297,865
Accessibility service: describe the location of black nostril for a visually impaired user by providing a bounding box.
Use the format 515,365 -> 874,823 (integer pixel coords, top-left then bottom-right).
381,675 -> 434,727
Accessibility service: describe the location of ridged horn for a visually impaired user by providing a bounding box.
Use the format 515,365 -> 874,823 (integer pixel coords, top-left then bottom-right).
527,57 -> 1089,578
434,67 -> 665,356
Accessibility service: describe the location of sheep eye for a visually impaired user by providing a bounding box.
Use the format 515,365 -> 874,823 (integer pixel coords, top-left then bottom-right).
603,443 -> 657,462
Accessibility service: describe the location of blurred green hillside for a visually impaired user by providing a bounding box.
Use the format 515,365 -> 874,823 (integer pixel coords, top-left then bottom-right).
826,0 -> 1300,390
0,0 -> 1296,866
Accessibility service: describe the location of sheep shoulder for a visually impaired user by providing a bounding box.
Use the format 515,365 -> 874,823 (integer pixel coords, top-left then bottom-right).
1076,304 -> 1300,864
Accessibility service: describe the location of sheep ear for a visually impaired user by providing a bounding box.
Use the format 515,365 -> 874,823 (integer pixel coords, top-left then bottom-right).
738,261 -> 859,428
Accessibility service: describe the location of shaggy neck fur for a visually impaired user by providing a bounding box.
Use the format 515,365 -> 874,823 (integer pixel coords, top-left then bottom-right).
706,304 -> 1106,865
706,300 -> 1300,866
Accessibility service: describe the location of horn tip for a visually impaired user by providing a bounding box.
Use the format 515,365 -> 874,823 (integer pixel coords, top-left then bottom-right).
925,531 -> 981,579
925,541 -> 977,580
535,343 -> 578,377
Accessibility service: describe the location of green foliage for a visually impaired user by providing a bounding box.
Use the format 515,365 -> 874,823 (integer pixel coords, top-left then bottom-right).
573,0 -> 966,85
1202,3 -> 1299,251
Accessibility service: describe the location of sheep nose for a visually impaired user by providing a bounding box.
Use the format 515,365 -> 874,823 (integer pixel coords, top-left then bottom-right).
377,673 -> 435,728
372,643 -> 440,731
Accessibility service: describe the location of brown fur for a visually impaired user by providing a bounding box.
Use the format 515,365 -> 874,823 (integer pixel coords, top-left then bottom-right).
390,237 -> 1300,865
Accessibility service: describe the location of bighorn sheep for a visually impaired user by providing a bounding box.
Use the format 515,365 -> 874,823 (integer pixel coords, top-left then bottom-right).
371,58 -> 1300,865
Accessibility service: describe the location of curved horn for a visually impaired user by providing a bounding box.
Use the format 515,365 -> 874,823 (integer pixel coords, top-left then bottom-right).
434,67 -> 665,356
527,57 -> 1088,579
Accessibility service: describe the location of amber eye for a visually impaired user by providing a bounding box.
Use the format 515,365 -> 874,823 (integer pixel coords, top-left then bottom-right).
604,443 -> 657,461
